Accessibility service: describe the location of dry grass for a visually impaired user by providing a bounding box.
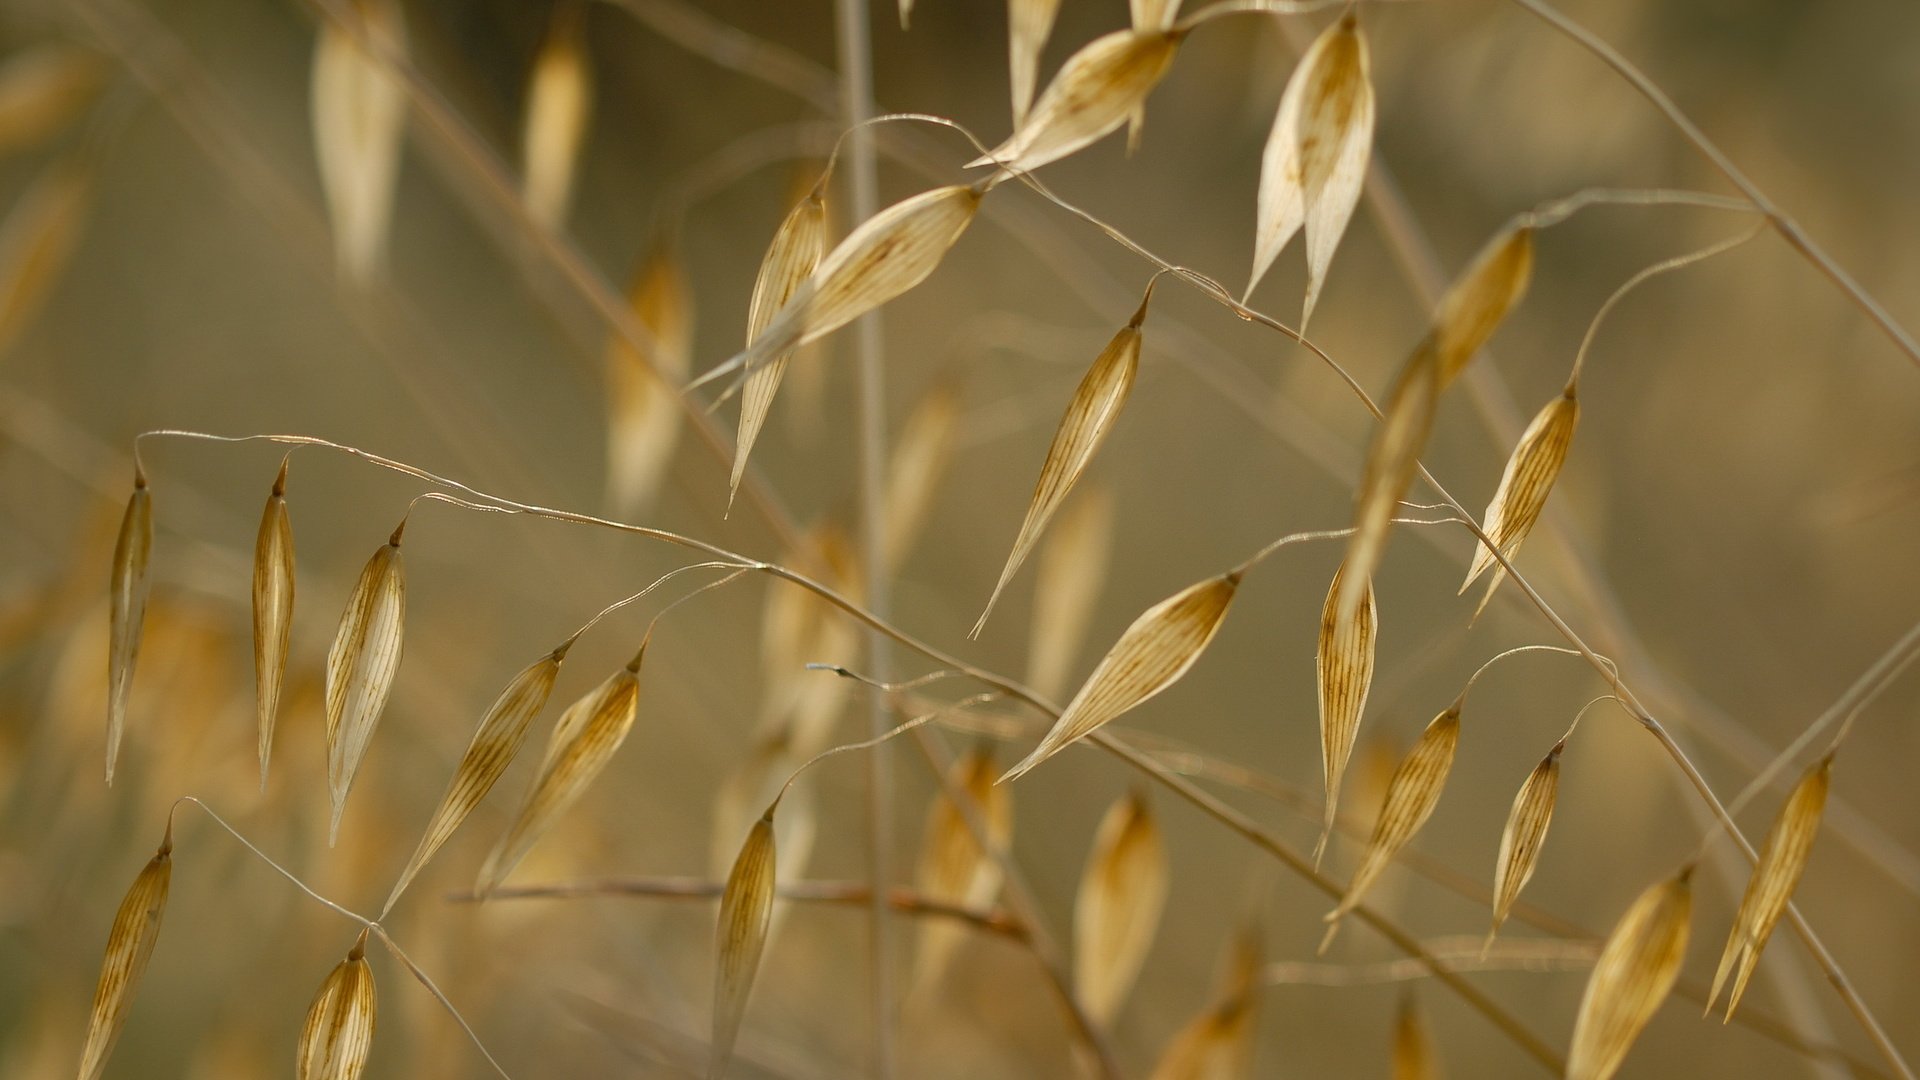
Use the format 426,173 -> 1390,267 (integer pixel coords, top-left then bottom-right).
3,0 -> 1919,1078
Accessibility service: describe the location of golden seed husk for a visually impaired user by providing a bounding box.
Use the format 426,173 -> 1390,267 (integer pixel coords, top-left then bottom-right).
296,935 -> 378,1080
519,5 -> 592,230
607,242 -> 693,519
1001,570 -> 1240,783
1026,485 -> 1115,702
1323,706 -> 1461,948
1567,867 -> 1693,1080
912,745 -> 1012,992
1486,743 -> 1562,951
973,28 -> 1182,174
1313,560 -> 1376,865
710,812 -> 777,1080
1709,755 -> 1832,1021
253,460 -> 296,786
105,472 -> 152,785
76,830 -> 172,1080
324,528 -> 407,845
1462,385 -> 1579,611
1074,790 -> 1168,1026
311,0 -> 408,285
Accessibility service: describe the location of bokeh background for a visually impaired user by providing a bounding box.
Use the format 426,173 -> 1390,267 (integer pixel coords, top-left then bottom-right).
1,0 -> 1917,1076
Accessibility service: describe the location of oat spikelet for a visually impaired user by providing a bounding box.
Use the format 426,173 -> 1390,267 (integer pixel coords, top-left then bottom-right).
732,181 -> 827,504
1567,867 -> 1693,1080
710,811 -> 777,1080
710,733 -> 818,941
1392,991 -> 1442,1080
76,827 -> 172,1080
912,745 -> 1012,992
1430,225 -> 1534,388
105,467 -> 152,785
1247,13 -> 1374,329
1334,223 -> 1533,621
1008,0 -> 1064,126
1074,790 -> 1168,1026
383,645 -> 568,915
971,28 -> 1182,174
297,933 -> 378,1080
1486,743 -> 1562,953
1130,0 -> 1183,30
1148,993 -> 1258,1080
253,459 -> 296,786
1333,344 -> 1438,624
476,655 -> 642,893
311,0 -> 407,285
1001,570 -> 1239,783
1709,755 -> 1832,1021
1322,705 -> 1461,949
1313,560 -> 1375,866
974,297 -> 1146,636
0,45 -> 102,155
882,382 -> 961,573
607,242 -> 692,519
714,184 -> 983,396
520,4 -> 592,230
324,523 -> 407,844
1462,384 -> 1578,611
0,157 -> 90,356
1027,486 -> 1114,701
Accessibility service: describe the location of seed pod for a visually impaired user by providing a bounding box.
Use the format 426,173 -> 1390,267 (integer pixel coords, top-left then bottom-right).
105,468 -> 152,785
972,28 -> 1183,174
1486,743 -> 1561,952
1462,385 -> 1579,611
1391,991 -> 1441,1080
713,184 -> 984,397
1431,225 -> 1533,388
710,811 -> 777,1080
382,645 -> 568,915
912,745 -> 1012,992
1074,790 -> 1167,1026
297,933 -> 378,1080
1001,570 -> 1240,783
1333,345 -> 1439,624
1248,13 -> 1375,330
1026,486 -> 1115,702
1147,993 -> 1257,1080
733,182 -> 827,503
520,4 -> 592,229
76,828 -> 172,1080
1323,706 -> 1461,949
1008,0 -> 1064,126
975,296 -> 1146,636
0,156 -> 90,356
1709,755 -> 1832,1021
1130,0 -> 1183,30
1313,561 -> 1375,865
253,459 -> 297,786
882,382 -> 961,574
311,0 -> 407,285
607,242 -> 692,519
1567,867 -> 1692,1080
476,655 -> 642,894
324,523 -> 407,844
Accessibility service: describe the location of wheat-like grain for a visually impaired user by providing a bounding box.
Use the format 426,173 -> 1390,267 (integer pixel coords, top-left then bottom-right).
1074,789 -> 1168,1026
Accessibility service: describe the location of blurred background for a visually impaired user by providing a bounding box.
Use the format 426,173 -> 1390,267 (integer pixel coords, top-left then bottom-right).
0,0 -> 1916,1075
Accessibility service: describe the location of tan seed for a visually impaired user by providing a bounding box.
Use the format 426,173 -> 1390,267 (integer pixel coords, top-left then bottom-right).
972,29 -> 1183,174
76,827 -> 172,1080
1486,743 -> 1562,952
912,745 -> 1012,992
975,295 -> 1147,636
1709,755 -> 1832,1021
382,644 -> 569,915
1001,570 -> 1240,783
607,241 -> 693,519
253,458 -> 296,786
311,0 -> 408,285
1248,13 -> 1375,329
1026,486 -> 1115,702
1313,560 -> 1376,865
1323,705 -> 1461,948
1567,867 -> 1692,1080
1462,385 -> 1579,612
324,523 -> 407,844
476,655 -> 642,893
520,4 -> 592,230
1074,790 -> 1168,1026
296,933 -> 378,1080
1008,0 -> 1065,126
733,181 -> 828,503
1391,991 -> 1442,1080
105,468 -> 151,785
710,811 -> 777,1080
